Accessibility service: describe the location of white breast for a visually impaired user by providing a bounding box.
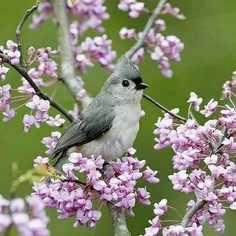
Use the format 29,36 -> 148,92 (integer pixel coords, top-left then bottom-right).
82,103 -> 142,161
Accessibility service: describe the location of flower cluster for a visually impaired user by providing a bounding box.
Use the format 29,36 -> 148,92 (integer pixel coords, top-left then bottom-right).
0,195 -> 49,236
221,71 -> 236,99
67,0 -> 109,34
30,1 -> 116,75
119,19 -> 184,78
0,84 -> 16,122
0,40 -> 21,65
41,131 -> 62,155
16,47 -> 58,95
30,0 -> 54,29
23,95 -> 65,131
33,148 -> 159,228
152,74 -> 236,234
142,198 -> 204,236
0,64 -> 9,81
75,35 -> 117,73
143,199 -> 168,235
162,3 -> 186,20
118,0 -> 145,18
23,95 -> 50,132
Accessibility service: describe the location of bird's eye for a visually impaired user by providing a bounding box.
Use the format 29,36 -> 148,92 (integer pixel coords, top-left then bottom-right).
122,80 -> 130,87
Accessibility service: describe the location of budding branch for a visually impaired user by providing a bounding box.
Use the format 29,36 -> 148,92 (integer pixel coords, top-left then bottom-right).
0,53 -> 74,122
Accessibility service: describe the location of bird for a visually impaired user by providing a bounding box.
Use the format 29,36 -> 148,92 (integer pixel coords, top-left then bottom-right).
51,55 -> 148,171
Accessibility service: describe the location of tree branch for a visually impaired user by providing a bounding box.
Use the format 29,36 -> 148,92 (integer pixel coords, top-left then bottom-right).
181,200 -> 207,228
124,0 -> 188,123
15,3 -> 39,68
0,53 -> 74,122
53,0 -> 92,108
125,0 -> 167,59
107,203 -> 131,236
0,3 -> 74,122
143,93 -> 187,122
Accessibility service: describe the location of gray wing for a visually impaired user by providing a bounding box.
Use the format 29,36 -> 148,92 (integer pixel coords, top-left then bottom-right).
52,104 -> 115,157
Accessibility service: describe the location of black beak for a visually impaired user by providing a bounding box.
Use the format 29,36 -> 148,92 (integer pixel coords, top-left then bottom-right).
136,82 -> 148,90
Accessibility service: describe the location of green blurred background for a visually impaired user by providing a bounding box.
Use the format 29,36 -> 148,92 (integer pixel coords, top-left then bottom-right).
1,0 -> 236,235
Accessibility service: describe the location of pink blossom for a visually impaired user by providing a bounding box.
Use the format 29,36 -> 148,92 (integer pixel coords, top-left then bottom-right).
46,114 -> 65,127
222,81 -> 232,99
75,54 -> 93,74
17,77 -> 43,94
144,216 -> 161,236
129,2 -> 145,18
158,57 -> 173,78
131,48 -> 144,63
169,170 -> 190,192
187,92 -> 203,111
0,195 -> 49,235
0,85 -> 12,113
162,3 -> 186,20
41,131 -> 61,155
26,95 -> 40,110
154,199 -> 168,216
200,99 -> 218,117
155,19 -> 166,32
204,154 -> 218,165
27,46 -> 36,56
25,95 -> 50,129
119,27 -> 137,40
33,156 -> 49,168
10,198 -> 25,212
165,35 -> 184,61
151,46 -> 164,61
0,66 -> 9,80
2,105 -> 16,122
77,35 -> 116,72
222,137 -> 236,150
162,225 -> 185,235
6,40 -> 18,51
118,0 -> 136,11
66,0 -> 109,35
136,187 -> 151,205
186,223 -> 203,236
30,1 -> 53,29
143,166 -> 159,184
23,115 -> 35,133
0,215 -> 11,231
38,60 -> 58,77
230,202 -> 236,210
30,14 -> 45,29
4,40 -> 21,65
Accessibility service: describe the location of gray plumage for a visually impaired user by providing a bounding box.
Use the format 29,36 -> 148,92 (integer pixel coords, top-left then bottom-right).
52,56 -> 148,170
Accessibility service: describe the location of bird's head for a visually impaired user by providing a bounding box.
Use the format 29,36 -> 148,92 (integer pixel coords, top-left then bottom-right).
102,56 -> 148,103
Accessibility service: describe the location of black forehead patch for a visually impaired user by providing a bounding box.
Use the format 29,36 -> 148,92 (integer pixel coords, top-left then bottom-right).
132,77 -> 143,85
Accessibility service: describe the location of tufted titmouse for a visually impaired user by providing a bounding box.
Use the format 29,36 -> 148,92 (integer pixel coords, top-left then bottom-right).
52,56 -> 148,170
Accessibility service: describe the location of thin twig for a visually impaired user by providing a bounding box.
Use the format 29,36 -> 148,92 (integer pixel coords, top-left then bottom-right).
0,53 -> 74,122
181,200 -> 207,228
125,0 -> 167,59
53,0 -> 92,108
143,93 -> 187,122
15,3 -> 39,67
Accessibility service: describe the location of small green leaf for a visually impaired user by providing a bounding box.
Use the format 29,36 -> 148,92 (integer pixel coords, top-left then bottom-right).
70,0 -> 77,5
